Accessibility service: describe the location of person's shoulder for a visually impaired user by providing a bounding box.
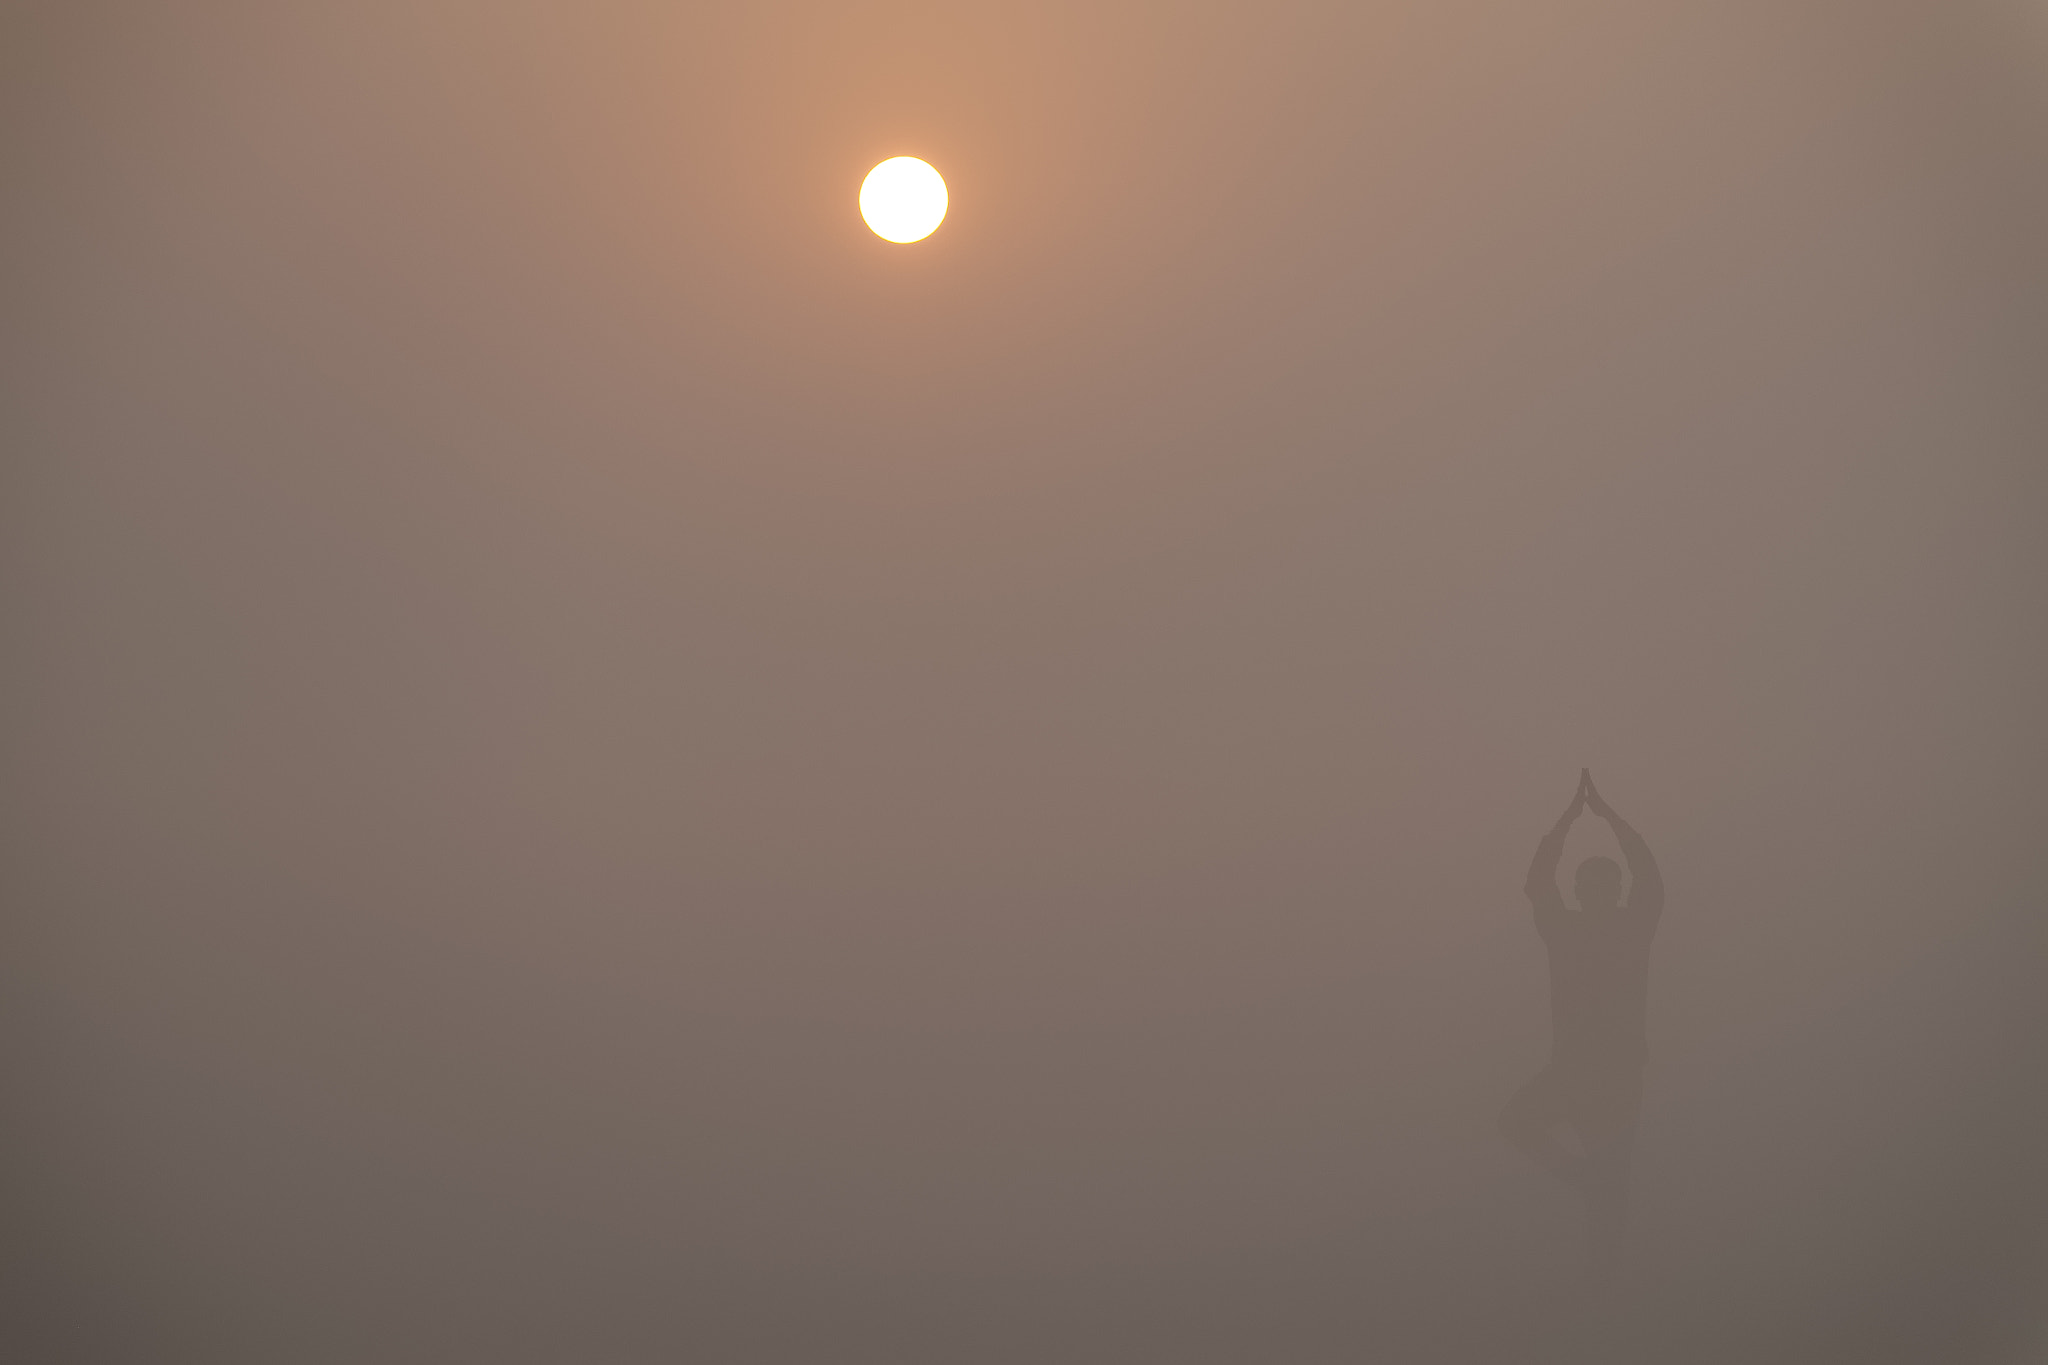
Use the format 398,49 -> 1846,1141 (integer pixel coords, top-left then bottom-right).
1623,888 -> 1665,919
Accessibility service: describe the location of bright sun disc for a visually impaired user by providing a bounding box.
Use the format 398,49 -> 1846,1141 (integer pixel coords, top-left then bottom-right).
860,157 -> 948,243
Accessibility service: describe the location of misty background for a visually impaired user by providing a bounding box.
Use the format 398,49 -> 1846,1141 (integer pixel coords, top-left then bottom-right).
5,1 -> 2046,1360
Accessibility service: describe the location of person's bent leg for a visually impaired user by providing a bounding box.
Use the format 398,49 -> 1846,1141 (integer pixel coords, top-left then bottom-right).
1498,1069 -> 1585,1189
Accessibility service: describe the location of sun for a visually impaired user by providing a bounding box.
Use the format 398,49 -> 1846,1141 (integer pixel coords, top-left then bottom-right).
859,157 -> 948,243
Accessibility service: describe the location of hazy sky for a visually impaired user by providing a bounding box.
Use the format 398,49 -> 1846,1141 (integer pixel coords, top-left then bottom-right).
6,2 -> 2047,1360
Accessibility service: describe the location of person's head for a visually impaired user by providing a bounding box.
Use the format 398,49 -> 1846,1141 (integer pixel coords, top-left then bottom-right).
1574,855 -> 1623,913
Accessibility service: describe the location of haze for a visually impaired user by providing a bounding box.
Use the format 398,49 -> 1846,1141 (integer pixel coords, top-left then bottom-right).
4,1 -> 2045,1360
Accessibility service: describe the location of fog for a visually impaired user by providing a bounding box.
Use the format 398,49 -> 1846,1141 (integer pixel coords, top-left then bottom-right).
5,1 -> 2045,1359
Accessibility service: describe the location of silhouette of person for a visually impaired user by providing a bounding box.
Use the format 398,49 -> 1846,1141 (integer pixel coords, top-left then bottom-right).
1500,768 -> 1663,1281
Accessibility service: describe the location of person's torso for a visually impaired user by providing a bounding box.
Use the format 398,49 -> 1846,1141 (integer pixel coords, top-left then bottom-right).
1544,914 -> 1655,1063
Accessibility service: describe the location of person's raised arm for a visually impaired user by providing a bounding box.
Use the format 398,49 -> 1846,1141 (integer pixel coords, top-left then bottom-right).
1525,777 -> 1585,929
1582,773 -> 1663,923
